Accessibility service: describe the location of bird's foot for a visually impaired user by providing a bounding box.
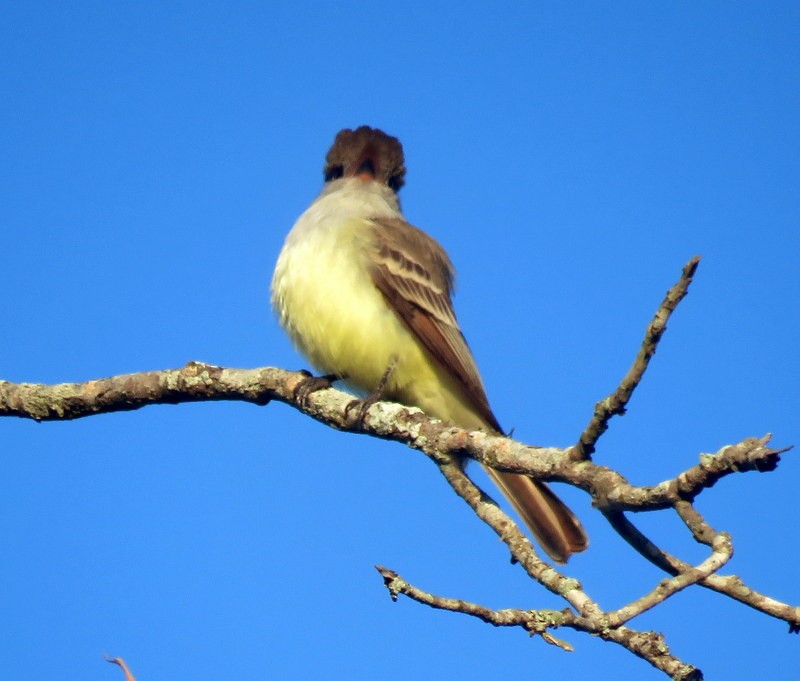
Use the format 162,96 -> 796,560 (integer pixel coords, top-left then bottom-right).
345,359 -> 397,428
292,370 -> 340,408
345,394 -> 381,428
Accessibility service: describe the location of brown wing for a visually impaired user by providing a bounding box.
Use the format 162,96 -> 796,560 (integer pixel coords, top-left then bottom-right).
367,217 -> 589,562
366,217 -> 502,432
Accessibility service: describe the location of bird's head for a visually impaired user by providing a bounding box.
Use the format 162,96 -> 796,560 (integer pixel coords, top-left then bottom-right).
323,126 -> 406,192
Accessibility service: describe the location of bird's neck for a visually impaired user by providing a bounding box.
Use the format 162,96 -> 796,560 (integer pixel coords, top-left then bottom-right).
314,177 -> 402,219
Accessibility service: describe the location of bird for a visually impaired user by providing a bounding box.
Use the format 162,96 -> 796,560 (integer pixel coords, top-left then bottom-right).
271,126 -> 587,563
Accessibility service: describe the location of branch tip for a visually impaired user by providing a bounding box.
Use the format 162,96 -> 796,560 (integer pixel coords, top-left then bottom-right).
104,655 -> 136,681
375,565 -> 401,601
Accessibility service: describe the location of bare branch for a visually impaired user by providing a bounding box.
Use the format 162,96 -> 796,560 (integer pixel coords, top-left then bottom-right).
603,510 -> 800,626
604,532 -> 733,627
417,429 -> 789,513
574,256 -> 701,459
0,364 -> 787,518
673,436 -> 790,499
1,364 -> 795,636
2,256 -> 795,677
104,655 -> 136,681
433,453 -> 602,618
375,564 -> 576,650
0,363 -> 279,421
375,566 -> 703,680
3,363 -> 784,519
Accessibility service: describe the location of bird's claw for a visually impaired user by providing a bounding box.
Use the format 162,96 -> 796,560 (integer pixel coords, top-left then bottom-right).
345,393 -> 382,428
293,371 -> 338,408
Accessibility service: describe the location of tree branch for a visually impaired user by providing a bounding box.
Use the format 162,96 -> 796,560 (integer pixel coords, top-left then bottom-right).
375,565 -> 703,680
574,256 -> 701,459
4,256 -> 795,677
104,656 -> 136,681
2,365 -> 795,627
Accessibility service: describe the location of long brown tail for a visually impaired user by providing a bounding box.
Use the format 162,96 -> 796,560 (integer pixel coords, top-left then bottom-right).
482,466 -> 588,564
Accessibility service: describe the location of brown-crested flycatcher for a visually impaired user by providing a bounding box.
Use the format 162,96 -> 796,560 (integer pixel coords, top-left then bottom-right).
271,126 -> 587,563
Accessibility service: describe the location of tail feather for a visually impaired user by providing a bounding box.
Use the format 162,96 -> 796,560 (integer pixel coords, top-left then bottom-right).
483,466 -> 588,564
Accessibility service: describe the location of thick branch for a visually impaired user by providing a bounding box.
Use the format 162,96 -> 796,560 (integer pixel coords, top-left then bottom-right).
0,363 -> 280,421
1,363 -> 795,635
1,364 -> 786,517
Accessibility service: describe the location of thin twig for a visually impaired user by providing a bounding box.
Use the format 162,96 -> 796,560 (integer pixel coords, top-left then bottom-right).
574,256 -> 701,459
603,510 -> 800,626
427,455 -> 708,677
673,501 -> 719,545
604,532 -> 733,627
374,565 -> 702,680
375,565 -> 576,649
104,655 -> 136,681
434,455 -> 601,618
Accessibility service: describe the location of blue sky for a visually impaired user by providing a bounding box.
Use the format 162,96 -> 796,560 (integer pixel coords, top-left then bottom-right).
1,3 -> 798,679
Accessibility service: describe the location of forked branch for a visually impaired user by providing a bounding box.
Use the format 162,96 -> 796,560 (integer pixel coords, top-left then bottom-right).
2,256 -> 795,679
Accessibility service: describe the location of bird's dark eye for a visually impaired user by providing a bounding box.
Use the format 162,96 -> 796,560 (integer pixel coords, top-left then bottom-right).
387,174 -> 403,191
324,165 -> 344,182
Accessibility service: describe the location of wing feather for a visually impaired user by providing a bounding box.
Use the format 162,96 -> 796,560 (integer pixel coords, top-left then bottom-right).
366,217 -> 502,432
367,216 -> 588,563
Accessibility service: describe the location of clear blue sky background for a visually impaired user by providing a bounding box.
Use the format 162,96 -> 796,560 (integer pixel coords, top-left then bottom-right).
1,3 -> 798,680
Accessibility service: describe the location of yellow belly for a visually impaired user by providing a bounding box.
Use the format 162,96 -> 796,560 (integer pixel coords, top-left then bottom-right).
271,216 -> 487,431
